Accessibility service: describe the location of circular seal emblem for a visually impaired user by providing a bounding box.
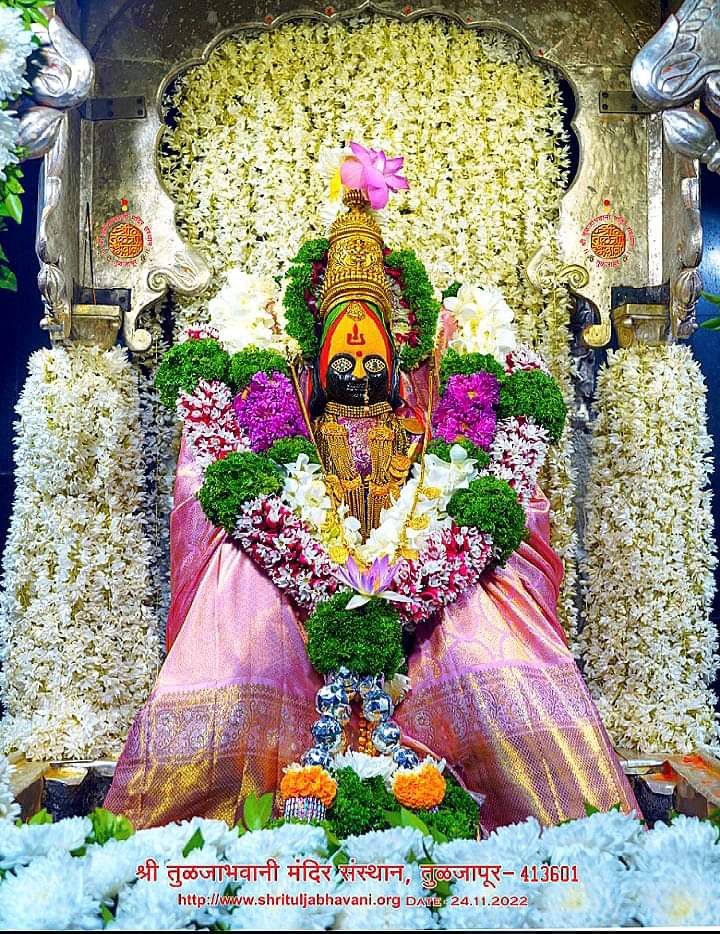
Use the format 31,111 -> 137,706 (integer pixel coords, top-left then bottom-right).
580,201 -> 635,269
98,199 -> 153,268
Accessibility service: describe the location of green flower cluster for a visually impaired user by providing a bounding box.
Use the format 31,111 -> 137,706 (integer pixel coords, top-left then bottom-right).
426,437 -> 491,470
439,347 -> 505,392
265,436 -> 319,465
326,769 -> 395,839
325,769 -> 478,840
155,339 -> 230,408
283,238 -> 329,360
229,346 -> 289,391
447,475 -> 527,564
198,452 -> 283,534
498,368 -> 567,443
385,249 -> 440,371
306,591 -> 404,678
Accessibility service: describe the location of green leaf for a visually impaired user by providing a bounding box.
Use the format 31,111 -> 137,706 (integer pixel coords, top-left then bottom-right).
243,792 -> 274,831
701,290 -> 720,307
5,175 -> 24,195
0,264 -> 17,292
100,904 -> 114,925
182,827 -> 204,857
4,193 -> 22,225
89,808 -> 134,844
28,808 -> 53,825
70,845 -> 87,857
700,315 -> 720,330
399,807 -> 432,836
583,802 -> 601,816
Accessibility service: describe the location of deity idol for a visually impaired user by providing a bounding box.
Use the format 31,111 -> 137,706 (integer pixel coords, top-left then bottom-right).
105,145 -> 638,835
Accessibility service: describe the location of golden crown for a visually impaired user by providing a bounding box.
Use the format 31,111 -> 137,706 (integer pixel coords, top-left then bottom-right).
319,189 -> 393,322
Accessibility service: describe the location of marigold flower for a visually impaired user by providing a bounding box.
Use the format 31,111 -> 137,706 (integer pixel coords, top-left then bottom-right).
280,764 -> 337,806
392,761 -> 446,809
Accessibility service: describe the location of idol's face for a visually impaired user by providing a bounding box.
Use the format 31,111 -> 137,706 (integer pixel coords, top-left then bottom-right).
325,352 -> 389,406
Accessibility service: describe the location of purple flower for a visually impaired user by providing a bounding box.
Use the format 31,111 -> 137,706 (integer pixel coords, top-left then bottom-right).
431,372 -> 499,449
234,371 -> 309,452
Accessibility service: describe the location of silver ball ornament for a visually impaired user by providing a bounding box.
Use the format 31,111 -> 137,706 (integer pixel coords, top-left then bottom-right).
362,688 -> 394,723
310,716 -> 343,752
392,746 -> 420,770
371,720 -> 402,753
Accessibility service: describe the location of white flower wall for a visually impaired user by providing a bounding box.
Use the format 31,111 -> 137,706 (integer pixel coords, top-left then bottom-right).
580,345 -> 719,752
160,16 -> 579,634
0,347 -> 161,759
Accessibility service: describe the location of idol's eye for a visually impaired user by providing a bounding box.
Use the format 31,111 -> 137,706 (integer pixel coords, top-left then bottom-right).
364,356 -> 387,375
330,355 -> 353,374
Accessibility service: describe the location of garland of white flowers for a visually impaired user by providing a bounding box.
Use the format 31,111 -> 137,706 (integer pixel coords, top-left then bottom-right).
1,803 -> 720,928
159,15 -> 579,635
0,753 -> 19,824
0,347 -> 162,760
580,345 -> 719,752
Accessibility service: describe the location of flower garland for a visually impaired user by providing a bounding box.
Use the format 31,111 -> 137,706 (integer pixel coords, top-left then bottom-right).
0,754 -> 19,824
580,345 -> 719,752
0,2 -> 48,291
0,347 -> 161,759
2,802 -> 720,929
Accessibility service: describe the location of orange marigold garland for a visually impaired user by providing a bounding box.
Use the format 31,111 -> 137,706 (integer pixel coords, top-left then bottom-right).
280,764 -> 337,807
391,760 -> 446,810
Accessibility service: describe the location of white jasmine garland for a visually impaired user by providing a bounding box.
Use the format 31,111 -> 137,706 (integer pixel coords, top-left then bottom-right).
581,345 -> 719,752
0,753 -> 18,824
0,347 -> 162,759
159,17 -> 578,634
0,7 -> 33,101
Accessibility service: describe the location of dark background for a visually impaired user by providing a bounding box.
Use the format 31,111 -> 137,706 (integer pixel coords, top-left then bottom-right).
1,13 -> 720,677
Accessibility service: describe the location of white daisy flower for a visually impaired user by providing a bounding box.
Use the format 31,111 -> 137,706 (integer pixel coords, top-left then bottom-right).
341,826 -> 432,865
0,7 -> 34,101
0,850 -> 102,931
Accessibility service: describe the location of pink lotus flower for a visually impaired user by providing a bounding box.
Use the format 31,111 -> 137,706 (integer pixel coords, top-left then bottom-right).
336,555 -> 411,609
340,142 -> 409,210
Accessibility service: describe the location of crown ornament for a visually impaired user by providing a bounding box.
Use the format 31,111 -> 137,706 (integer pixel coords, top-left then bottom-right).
319,189 -> 394,322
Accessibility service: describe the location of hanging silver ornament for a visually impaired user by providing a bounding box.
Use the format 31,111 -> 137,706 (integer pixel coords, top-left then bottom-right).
316,684 -> 350,718
301,747 -> 335,771
357,673 -> 384,696
371,720 -> 402,754
393,746 -> 420,770
362,688 -> 394,723
310,716 -> 343,752
328,666 -> 358,699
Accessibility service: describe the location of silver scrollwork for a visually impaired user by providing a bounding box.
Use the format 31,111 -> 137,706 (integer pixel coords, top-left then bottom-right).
17,13 -> 94,161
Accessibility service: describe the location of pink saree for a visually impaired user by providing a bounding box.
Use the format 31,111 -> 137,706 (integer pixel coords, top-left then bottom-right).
104,434 -> 638,831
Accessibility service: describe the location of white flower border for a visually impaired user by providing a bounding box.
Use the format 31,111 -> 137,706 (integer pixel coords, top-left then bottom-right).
0,348 -> 162,759
1,799 -> 720,928
580,345 -> 719,752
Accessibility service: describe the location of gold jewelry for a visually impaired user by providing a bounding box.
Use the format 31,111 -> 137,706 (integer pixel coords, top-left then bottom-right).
325,400 -> 392,419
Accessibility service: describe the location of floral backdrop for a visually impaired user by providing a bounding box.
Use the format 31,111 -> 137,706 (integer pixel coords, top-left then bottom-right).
0,348 -> 161,759
159,15 -> 579,636
581,345 -> 719,752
